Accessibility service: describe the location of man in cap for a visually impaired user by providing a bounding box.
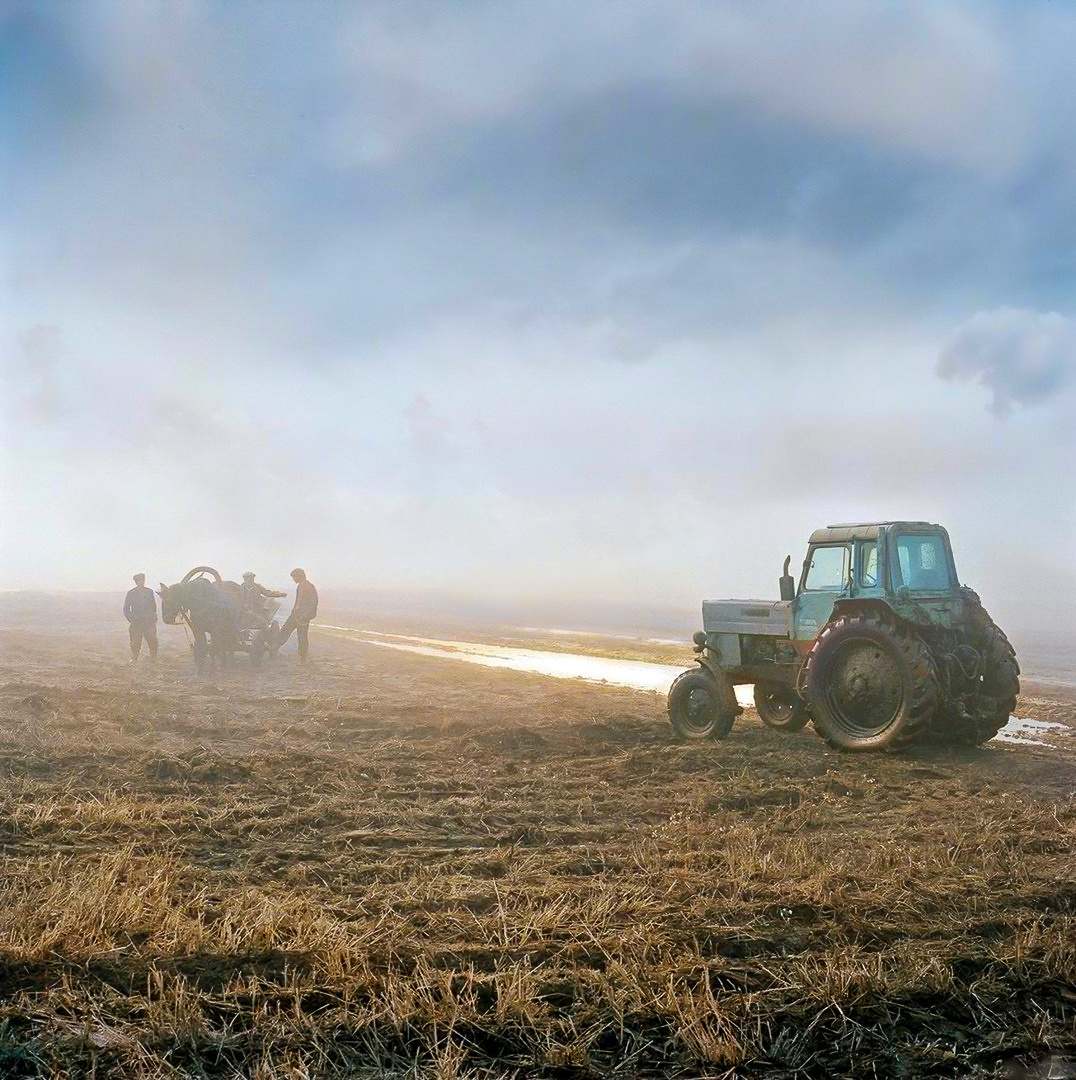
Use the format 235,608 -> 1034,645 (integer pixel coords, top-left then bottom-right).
274,568 -> 318,661
240,572 -> 286,627
123,573 -> 158,663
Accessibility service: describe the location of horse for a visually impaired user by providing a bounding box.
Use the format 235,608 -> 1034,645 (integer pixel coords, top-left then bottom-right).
159,567 -> 242,673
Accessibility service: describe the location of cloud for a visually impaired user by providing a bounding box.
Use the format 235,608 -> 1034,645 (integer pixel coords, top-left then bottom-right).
10,325 -> 63,425
937,307 -> 1076,417
328,1 -> 1027,173
403,392 -> 453,458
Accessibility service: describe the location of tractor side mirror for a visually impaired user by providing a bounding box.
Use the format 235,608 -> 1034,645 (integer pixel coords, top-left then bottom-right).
779,555 -> 795,601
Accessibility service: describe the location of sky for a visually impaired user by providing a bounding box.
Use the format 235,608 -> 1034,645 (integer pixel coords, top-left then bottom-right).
2,0 -> 1075,645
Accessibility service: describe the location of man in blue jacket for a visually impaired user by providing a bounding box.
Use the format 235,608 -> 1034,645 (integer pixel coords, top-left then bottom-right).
124,573 -> 158,663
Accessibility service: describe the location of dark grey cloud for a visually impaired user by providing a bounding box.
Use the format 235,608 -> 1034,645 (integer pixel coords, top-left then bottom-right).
8,0 -> 1074,352
937,307 -> 1076,416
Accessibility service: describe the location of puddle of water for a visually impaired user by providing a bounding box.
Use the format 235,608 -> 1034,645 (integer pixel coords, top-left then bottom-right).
995,717 -> 1069,746
320,624 -> 755,706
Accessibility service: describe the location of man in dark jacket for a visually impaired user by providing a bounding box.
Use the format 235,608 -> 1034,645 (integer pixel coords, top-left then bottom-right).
275,568 -> 318,661
124,573 -> 158,663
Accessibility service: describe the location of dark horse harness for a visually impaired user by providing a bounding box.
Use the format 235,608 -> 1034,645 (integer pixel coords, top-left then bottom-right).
183,577 -> 239,629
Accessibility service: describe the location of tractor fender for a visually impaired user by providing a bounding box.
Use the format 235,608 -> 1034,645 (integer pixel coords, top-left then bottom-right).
694,653 -> 743,716
829,598 -> 897,624
831,596 -> 943,631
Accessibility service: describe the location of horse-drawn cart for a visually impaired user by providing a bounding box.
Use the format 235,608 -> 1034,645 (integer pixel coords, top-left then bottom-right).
159,566 -> 280,671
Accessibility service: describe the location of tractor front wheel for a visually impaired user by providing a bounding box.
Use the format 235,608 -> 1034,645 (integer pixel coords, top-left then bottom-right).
668,669 -> 735,741
804,613 -> 937,751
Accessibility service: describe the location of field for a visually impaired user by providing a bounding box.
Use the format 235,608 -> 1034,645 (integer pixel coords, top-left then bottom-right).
0,610 -> 1073,1079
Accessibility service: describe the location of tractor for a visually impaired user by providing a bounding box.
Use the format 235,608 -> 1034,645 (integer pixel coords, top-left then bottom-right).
668,522 -> 1019,751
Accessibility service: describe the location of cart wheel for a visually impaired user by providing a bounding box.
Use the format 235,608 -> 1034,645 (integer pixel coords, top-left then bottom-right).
181,565 -> 222,584
249,630 -> 269,666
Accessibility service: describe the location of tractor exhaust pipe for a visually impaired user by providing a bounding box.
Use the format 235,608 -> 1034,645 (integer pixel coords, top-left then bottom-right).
779,556 -> 795,601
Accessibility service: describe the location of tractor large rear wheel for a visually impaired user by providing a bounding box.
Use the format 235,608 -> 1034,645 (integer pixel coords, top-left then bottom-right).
804,613 -> 937,751
668,669 -> 736,741
938,622 -> 1020,747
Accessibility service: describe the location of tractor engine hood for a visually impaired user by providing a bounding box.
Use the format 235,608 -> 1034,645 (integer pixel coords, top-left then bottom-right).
702,599 -> 792,637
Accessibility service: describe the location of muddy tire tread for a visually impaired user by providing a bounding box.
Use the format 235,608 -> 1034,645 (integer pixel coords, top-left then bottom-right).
804,612 -> 938,752
667,668 -> 735,742
755,683 -> 811,732
939,615 -> 1020,747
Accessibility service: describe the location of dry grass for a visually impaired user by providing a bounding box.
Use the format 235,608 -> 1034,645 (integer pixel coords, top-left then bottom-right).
0,624 -> 1072,1078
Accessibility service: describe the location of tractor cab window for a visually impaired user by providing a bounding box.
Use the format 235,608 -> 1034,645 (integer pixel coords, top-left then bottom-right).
858,541 -> 878,587
895,533 -> 953,591
803,544 -> 851,591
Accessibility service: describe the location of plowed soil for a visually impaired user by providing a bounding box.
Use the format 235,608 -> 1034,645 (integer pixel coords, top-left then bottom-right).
0,619 -> 1072,1079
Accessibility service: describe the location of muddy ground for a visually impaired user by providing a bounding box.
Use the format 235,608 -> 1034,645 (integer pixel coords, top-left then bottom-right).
0,620 -> 1072,1079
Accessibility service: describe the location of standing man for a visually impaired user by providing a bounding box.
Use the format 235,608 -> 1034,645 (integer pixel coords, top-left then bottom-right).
275,568 -> 318,661
124,573 -> 158,663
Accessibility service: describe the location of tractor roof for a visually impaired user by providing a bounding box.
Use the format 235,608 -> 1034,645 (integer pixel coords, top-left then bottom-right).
809,521 -> 943,544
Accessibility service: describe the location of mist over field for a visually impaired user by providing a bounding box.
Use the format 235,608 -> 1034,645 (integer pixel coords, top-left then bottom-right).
2,1 -> 1075,658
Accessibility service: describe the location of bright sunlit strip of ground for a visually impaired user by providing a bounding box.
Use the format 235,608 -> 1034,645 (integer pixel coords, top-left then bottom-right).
318,624 -> 756,706
318,625 -> 1069,747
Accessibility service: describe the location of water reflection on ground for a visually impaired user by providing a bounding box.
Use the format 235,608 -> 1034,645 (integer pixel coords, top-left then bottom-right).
320,625 -> 1069,748
319,624 -> 756,706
